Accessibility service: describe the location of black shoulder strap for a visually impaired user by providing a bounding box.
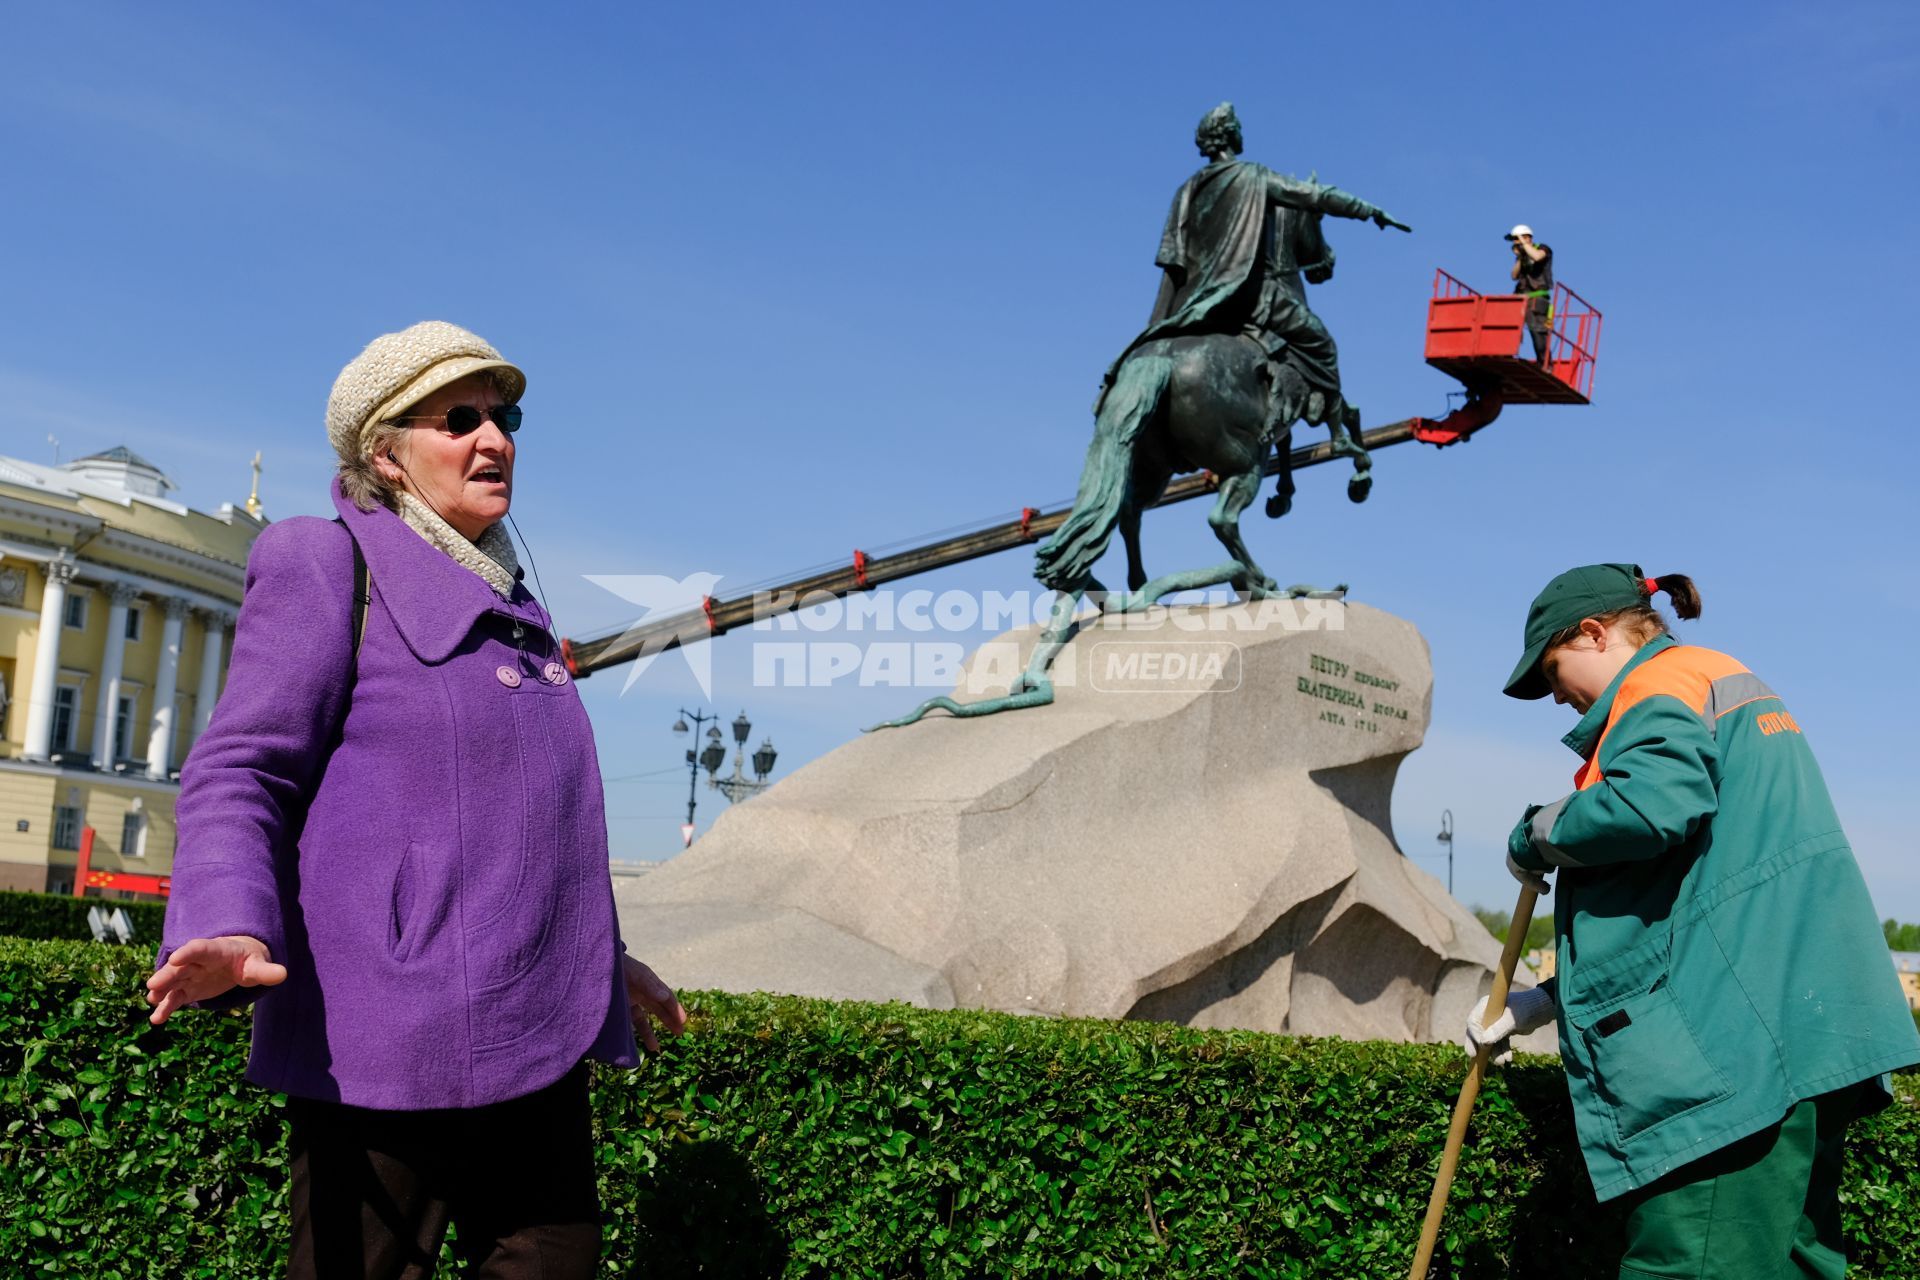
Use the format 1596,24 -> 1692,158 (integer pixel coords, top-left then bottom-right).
333,517 -> 370,658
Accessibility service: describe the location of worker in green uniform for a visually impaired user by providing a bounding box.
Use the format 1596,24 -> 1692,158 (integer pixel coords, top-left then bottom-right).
1465,563 -> 1920,1279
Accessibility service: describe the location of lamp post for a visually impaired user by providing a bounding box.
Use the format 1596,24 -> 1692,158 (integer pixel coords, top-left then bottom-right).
711,710 -> 779,806
672,708 -> 781,847
1436,808 -> 1455,895
672,709 -> 730,848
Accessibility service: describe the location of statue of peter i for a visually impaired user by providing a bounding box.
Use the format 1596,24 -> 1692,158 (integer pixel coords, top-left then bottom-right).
1098,102 -> 1410,429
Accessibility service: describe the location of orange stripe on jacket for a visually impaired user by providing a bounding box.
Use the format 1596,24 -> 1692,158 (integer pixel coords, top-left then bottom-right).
1575,646 -> 1750,791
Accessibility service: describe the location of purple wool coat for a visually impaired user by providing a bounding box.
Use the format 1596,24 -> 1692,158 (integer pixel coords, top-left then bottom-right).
159,481 -> 638,1110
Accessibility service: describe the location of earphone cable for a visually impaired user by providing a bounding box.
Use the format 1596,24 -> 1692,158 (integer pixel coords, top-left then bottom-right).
506,511 -> 556,633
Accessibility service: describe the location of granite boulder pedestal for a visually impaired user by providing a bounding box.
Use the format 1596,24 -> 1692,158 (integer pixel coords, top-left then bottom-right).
615,599 -> 1551,1049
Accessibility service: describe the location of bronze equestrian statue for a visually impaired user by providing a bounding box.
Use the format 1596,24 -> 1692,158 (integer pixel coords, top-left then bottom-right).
874,104 -> 1410,729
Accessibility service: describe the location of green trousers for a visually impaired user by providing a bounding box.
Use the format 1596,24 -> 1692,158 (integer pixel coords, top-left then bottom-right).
1617,1089 -> 1855,1280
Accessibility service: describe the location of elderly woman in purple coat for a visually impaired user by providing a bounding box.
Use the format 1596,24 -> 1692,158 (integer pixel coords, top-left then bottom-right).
146,321 -> 686,1279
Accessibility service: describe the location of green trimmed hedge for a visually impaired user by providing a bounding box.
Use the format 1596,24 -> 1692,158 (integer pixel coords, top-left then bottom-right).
3,937 -> 1918,1278
0,890 -> 167,943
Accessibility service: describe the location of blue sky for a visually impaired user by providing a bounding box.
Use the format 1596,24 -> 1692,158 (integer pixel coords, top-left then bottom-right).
5,2 -> 1917,920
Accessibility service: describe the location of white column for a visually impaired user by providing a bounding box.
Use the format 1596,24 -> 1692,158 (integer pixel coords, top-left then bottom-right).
192,608 -> 232,740
21,557 -> 77,763
92,582 -> 141,769
145,596 -> 188,780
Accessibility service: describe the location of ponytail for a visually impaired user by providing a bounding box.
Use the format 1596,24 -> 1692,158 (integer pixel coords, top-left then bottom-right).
1649,573 -> 1702,621
1547,571 -> 1701,653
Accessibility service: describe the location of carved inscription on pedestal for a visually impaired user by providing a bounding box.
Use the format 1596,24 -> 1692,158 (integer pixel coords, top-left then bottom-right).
1295,652 -> 1409,734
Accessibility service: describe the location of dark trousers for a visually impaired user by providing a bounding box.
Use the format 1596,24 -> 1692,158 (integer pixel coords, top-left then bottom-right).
1526,295 -> 1552,364
286,1063 -> 600,1280
1616,1089 -> 1856,1279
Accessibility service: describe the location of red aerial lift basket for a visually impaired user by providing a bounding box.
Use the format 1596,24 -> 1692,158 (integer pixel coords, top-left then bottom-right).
1423,269 -> 1602,405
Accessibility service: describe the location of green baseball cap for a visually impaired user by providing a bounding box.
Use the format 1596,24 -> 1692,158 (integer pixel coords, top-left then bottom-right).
1503,563 -> 1653,700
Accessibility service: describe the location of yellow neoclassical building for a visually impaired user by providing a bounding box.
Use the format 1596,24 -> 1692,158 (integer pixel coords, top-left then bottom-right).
1896,953 -> 1920,1014
0,447 -> 265,897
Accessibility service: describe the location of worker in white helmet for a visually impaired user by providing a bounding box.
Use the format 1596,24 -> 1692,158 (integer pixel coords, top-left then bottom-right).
1507,224 -> 1554,367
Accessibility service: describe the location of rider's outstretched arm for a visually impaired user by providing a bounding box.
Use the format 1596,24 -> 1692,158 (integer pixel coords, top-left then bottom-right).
1265,172 -> 1409,232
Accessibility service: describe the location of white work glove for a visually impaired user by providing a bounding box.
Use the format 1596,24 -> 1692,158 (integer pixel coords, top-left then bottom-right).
1463,984 -> 1557,1066
1506,851 -> 1551,895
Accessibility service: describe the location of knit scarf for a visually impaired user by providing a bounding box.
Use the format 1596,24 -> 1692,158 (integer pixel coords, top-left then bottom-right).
396,493 -> 521,599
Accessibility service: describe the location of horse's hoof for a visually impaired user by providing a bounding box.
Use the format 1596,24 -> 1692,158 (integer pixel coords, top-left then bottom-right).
1347,473 -> 1373,504
1265,493 -> 1292,519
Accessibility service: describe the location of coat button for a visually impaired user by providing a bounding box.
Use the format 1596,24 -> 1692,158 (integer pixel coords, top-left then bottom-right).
542,662 -> 568,686
496,665 -> 522,688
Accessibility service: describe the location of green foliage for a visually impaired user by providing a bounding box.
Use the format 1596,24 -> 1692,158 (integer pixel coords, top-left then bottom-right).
0,938 -> 280,1279
1885,919 -> 1920,952
0,889 -> 167,944
1470,905 -> 1554,954
4,936 -> 1920,1278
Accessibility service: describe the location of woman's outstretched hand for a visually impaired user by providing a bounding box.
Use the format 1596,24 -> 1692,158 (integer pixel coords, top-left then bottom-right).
145,935 -> 287,1025
620,953 -> 688,1054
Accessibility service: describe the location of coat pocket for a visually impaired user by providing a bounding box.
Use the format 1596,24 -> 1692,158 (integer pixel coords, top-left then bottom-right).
1575,979 -> 1733,1144
388,840 -> 425,963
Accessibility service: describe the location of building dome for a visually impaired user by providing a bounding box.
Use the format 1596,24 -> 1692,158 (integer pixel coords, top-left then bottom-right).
62,447 -> 176,499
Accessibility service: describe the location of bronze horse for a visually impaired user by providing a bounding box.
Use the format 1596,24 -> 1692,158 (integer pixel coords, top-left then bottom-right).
872,207 -> 1368,729
1046,203 -> 1371,608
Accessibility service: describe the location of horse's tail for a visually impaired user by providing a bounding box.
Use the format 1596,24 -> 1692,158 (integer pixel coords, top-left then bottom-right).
1034,354 -> 1172,591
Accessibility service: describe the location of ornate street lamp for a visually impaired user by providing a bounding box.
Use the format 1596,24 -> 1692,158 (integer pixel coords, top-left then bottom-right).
673,710 -> 725,847
1436,808 -> 1455,895
699,733 -> 727,776
674,708 -> 782,846
712,710 -> 779,805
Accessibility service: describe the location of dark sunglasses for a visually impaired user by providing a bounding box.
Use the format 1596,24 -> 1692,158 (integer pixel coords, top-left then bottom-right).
392,403 -> 523,437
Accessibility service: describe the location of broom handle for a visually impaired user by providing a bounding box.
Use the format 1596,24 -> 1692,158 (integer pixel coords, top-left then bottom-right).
1406,885 -> 1540,1280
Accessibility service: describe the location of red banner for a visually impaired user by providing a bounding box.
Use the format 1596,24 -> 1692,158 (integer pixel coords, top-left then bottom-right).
83,869 -> 172,897
72,826 -> 171,898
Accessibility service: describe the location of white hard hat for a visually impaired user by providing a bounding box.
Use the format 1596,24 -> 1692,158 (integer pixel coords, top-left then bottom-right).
1506,224 -> 1534,240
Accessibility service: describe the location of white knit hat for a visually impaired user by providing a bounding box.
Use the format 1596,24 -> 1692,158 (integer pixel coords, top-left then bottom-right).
326,321 -> 526,464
